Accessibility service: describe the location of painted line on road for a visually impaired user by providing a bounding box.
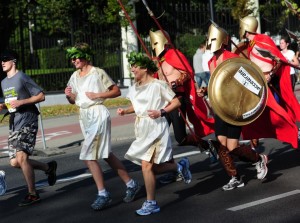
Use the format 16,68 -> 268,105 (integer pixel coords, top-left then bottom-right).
227,190 -> 300,211
35,173 -> 92,188
174,150 -> 201,159
34,152 -> 202,187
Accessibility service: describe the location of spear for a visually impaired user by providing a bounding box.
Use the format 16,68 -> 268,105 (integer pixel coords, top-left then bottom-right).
255,47 -> 300,70
141,0 -> 195,80
117,0 -> 151,58
141,0 -> 215,154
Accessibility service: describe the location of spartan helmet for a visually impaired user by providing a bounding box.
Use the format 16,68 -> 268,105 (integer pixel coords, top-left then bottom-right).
239,16 -> 258,39
206,23 -> 229,53
149,30 -> 169,57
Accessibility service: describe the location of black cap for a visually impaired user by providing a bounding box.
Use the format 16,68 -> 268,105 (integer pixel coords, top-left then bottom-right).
1,49 -> 18,62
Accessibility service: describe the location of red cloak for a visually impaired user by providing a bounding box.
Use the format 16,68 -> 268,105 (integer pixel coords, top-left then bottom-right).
242,34 -> 299,148
163,49 -> 215,137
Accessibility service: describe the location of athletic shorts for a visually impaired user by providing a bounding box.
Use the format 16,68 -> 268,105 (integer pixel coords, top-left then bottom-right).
214,115 -> 241,139
8,122 -> 38,159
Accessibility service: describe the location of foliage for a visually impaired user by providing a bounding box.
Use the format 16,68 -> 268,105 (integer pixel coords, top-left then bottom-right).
215,0 -> 256,20
175,33 -> 206,59
280,0 -> 300,19
27,68 -> 74,75
215,0 -> 300,24
127,52 -> 158,73
104,0 -> 135,27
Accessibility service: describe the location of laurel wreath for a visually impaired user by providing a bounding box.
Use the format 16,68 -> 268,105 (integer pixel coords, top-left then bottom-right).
66,46 -> 93,61
127,52 -> 158,73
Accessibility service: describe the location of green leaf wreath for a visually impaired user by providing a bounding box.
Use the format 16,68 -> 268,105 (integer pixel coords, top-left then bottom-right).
127,52 -> 158,73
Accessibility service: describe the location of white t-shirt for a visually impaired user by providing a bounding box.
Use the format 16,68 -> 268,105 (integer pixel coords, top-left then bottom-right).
193,48 -> 204,73
202,50 -> 213,72
281,50 -> 295,75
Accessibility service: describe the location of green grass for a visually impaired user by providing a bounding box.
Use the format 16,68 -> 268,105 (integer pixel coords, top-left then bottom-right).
0,97 -> 131,126
27,68 -> 75,75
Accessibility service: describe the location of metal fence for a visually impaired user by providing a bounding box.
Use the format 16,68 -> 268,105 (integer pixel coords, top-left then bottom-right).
5,1 -> 299,93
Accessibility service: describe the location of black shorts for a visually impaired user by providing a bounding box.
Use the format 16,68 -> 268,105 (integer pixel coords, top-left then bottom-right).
214,115 -> 241,139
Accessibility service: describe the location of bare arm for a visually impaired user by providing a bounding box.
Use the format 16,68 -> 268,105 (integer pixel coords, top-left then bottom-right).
85,85 -> 121,100
117,104 -> 135,116
0,103 -> 7,111
10,92 -> 45,109
147,97 -> 181,119
65,86 -> 76,104
291,54 -> 299,66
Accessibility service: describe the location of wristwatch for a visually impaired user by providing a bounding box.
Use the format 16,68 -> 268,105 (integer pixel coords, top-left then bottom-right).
160,109 -> 167,117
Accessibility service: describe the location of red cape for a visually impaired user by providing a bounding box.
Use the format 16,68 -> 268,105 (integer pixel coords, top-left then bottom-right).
242,34 -> 299,148
163,49 -> 215,137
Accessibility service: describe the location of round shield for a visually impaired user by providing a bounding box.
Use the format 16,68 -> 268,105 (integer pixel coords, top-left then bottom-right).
208,57 -> 268,126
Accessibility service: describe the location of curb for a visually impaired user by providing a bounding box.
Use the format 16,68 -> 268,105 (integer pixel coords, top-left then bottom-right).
33,148 -> 66,157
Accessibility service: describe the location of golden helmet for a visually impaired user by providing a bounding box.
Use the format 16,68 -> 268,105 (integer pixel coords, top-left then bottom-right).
239,16 -> 258,39
206,23 -> 229,53
149,30 -> 169,57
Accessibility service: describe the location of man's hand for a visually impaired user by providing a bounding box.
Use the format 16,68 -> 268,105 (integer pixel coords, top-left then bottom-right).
196,87 -> 207,97
10,99 -> 23,109
85,92 -> 101,100
117,108 -> 125,116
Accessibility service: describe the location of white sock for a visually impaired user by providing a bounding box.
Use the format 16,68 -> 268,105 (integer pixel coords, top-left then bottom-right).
98,189 -> 107,196
126,179 -> 135,188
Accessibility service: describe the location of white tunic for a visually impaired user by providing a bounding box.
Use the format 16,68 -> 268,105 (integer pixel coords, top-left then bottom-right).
67,67 -> 115,160
125,79 -> 176,165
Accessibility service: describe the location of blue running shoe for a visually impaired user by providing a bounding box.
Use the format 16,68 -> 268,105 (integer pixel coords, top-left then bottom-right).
123,180 -> 141,203
136,200 -> 160,216
0,170 -> 7,196
91,192 -> 112,211
178,157 -> 192,184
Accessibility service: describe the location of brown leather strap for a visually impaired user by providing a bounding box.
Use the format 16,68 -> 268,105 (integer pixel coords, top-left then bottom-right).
218,145 -> 237,177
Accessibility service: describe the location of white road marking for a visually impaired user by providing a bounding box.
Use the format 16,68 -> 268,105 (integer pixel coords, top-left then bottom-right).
174,150 -> 201,159
33,152 -> 202,187
0,131 -> 72,152
227,190 -> 300,211
35,173 -> 92,188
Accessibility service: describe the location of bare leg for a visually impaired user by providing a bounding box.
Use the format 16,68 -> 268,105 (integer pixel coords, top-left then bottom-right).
153,161 -> 177,175
84,160 -> 105,191
250,139 -> 259,149
13,151 -> 36,194
104,153 -> 131,184
141,160 -> 156,201
10,157 -> 48,172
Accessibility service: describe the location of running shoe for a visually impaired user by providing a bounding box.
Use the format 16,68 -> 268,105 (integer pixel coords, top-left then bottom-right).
178,157 -> 192,184
18,193 -> 41,206
0,170 -> 7,196
158,172 -> 183,184
255,154 -> 268,180
46,161 -> 57,186
91,192 -> 112,211
136,200 -> 160,216
222,176 -> 245,191
123,180 -> 141,203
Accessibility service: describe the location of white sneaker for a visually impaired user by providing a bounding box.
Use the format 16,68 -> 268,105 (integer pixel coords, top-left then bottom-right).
222,176 -> 244,191
255,154 -> 268,180
0,170 -> 7,196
